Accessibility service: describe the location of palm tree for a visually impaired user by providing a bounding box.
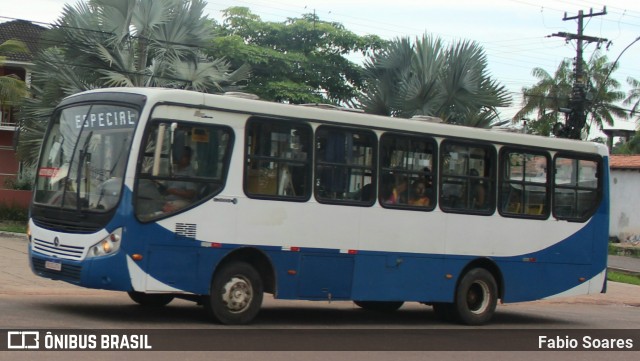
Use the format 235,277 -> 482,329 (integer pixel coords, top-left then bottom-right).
0,40 -> 30,117
358,34 -> 511,127
624,76 -> 640,121
582,52 -> 627,135
18,0 -> 250,165
515,52 -> 627,138
358,37 -> 417,117
513,60 -> 572,136
615,76 -> 640,154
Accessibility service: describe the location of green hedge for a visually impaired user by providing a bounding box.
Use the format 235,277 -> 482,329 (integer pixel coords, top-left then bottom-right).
609,243 -> 640,259
0,204 -> 28,222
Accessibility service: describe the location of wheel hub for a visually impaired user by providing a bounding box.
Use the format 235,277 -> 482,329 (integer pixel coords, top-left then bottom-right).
221,276 -> 253,313
467,280 -> 490,314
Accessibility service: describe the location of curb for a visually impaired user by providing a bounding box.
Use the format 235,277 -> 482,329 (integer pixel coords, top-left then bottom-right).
607,266 -> 640,277
0,231 -> 27,240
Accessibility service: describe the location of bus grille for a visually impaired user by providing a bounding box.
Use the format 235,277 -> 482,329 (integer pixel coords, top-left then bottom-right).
31,258 -> 82,284
32,238 -> 85,260
33,217 -> 101,234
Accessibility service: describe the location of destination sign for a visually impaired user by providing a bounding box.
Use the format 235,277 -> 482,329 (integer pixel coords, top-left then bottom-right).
38,167 -> 60,178
74,110 -> 138,130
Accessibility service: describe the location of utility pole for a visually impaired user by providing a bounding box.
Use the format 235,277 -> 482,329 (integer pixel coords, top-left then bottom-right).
548,7 -> 608,139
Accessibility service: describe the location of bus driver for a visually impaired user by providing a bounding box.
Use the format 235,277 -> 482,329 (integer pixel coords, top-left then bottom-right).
162,146 -> 197,213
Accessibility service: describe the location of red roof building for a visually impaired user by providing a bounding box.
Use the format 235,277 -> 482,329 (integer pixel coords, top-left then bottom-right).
609,155 -> 640,170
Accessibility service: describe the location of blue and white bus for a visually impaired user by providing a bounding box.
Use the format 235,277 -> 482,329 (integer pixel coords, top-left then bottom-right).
28,88 -> 609,325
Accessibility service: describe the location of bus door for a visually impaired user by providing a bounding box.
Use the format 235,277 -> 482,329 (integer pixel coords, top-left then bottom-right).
133,112 -> 236,292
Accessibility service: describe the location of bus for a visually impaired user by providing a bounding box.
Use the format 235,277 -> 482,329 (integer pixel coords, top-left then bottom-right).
28,87 -> 609,325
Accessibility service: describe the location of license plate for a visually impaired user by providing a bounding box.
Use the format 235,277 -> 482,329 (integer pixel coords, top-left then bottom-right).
45,260 -> 62,271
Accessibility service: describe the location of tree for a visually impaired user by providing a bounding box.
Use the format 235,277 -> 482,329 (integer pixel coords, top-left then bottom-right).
515,52 -> 627,138
582,53 -> 628,136
612,77 -> 640,154
207,7 -> 386,104
0,40 -> 30,114
17,0 -> 249,165
624,76 -> 640,121
513,60 -> 573,136
357,34 -> 510,127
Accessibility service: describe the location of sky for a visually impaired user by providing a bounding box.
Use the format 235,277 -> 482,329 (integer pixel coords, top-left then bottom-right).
2,0 -> 640,129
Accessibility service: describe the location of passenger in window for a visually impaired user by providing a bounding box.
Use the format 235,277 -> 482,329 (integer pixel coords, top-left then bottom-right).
385,176 -> 408,205
162,146 -> 197,213
410,180 -> 430,206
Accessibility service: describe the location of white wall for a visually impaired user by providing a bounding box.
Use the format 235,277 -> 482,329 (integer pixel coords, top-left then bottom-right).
610,169 -> 640,240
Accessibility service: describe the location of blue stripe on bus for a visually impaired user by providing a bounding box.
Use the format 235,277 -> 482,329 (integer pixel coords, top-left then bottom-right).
31,178 -> 608,304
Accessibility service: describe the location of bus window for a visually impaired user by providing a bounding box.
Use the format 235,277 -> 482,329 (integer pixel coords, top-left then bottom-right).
33,104 -> 138,212
315,126 -> 376,205
440,141 -> 495,214
499,149 -> 550,218
553,156 -> 600,221
135,121 -> 233,221
244,118 -> 312,200
379,133 -> 436,209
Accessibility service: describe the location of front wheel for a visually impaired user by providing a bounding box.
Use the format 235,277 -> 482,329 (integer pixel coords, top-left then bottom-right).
205,262 -> 263,325
453,268 -> 498,325
128,291 -> 174,307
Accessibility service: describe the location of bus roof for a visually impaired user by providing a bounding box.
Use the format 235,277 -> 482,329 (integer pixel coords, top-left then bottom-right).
64,87 -> 609,156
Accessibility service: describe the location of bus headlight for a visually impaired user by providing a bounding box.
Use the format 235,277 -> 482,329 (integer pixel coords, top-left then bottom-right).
88,228 -> 122,258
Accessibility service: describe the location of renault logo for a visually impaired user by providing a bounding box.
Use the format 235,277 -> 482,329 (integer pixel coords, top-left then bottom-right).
53,237 -> 60,247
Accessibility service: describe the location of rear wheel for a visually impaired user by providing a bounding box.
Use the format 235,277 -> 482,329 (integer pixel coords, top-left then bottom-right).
354,301 -> 404,312
205,262 -> 263,325
127,291 -> 174,307
453,268 -> 498,325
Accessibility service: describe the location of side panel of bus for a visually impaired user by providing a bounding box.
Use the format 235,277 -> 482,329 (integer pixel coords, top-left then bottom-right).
128,105 -> 608,305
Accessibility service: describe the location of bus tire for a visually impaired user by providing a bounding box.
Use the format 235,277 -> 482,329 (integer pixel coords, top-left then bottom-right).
127,291 -> 174,307
453,268 -> 498,325
354,301 -> 404,312
205,262 -> 263,325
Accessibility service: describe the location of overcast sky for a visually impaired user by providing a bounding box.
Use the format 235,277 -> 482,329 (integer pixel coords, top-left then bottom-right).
3,0 -> 640,126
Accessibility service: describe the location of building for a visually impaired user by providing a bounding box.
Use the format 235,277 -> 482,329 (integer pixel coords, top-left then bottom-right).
602,120 -> 636,150
0,20 -> 47,190
609,154 -> 640,241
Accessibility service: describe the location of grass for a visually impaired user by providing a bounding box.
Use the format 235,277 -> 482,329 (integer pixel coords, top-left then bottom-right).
0,220 -> 27,234
607,271 -> 640,286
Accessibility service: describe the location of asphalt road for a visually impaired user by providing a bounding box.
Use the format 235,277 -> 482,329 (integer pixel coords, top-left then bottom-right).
1,232 -> 639,360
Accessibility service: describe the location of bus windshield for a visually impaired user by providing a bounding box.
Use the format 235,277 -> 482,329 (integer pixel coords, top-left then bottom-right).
34,104 -> 138,212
